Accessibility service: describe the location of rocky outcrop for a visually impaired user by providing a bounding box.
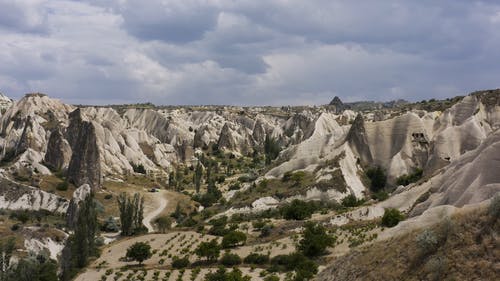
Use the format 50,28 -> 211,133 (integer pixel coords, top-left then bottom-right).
66,109 -> 101,190
346,113 -> 372,165
44,128 -> 72,171
0,176 -> 68,213
328,96 -> 346,114
14,116 -> 34,156
65,184 -> 92,229
218,123 -> 237,151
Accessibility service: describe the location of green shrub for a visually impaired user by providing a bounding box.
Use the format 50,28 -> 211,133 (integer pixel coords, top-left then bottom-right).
222,231 -> 247,248
264,275 -> 280,281
488,193 -> 500,220
415,229 -> 439,258
341,194 -> 364,207
270,252 -> 318,279
220,252 -> 242,266
381,208 -> 405,227
372,191 -> 389,201
298,222 -> 335,257
56,181 -> 69,191
281,200 -> 316,220
365,166 -> 386,192
126,242 -> 152,265
396,168 -> 423,186
171,256 -> 189,269
244,253 -> 269,265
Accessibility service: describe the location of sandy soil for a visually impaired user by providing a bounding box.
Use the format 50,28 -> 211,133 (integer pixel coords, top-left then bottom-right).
142,190 -> 169,232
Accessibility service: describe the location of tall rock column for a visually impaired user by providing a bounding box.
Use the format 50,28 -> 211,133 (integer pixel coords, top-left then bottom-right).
66,109 -> 101,190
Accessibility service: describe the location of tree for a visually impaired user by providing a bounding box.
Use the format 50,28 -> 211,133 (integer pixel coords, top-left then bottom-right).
126,242 -> 152,265
194,161 -> 203,193
4,252 -> 58,281
73,193 -> 98,268
381,208 -> 405,227
204,266 -> 251,281
0,237 -> 16,279
281,200 -> 316,220
366,166 -> 387,192
298,222 -> 335,257
117,192 -> 145,236
270,253 -> 318,281
171,256 -> 189,269
264,135 -> 280,165
221,231 -> 247,248
168,171 -> 176,188
195,239 -> 221,262
220,252 -> 242,266
102,216 -> 119,232
155,216 -> 171,233
61,193 -> 98,280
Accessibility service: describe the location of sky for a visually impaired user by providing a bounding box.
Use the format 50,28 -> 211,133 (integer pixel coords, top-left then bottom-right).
0,0 -> 499,106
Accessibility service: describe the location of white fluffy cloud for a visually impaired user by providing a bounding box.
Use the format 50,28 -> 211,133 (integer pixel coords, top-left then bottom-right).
0,0 -> 499,105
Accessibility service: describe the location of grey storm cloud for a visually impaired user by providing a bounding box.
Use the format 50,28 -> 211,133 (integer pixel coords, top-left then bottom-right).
0,0 -> 499,105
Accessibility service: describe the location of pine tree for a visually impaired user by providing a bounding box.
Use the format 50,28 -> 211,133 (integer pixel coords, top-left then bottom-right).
117,192 -> 145,236
194,161 -> 203,193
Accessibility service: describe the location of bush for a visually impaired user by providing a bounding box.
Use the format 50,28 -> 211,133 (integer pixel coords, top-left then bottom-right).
131,163 -> 146,174
260,224 -> 273,237
365,166 -> 386,192
371,191 -> 389,201
341,194 -> 364,207
298,222 -> 335,257
488,193 -> 500,221
56,181 -> 69,191
205,266 -> 251,281
281,200 -> 316,220
396,168 -> 423,186
222,231 -> 247,248
171,256 -> 189,269
102,217 -> 119,232
415,229 -> 439,257
126,242 -> 152,265
220,252 -> 242,266
195,239 -> 220,262
264,275 -> 280,281
270,252 -> 318,279
244,253 -> 269,265
11,224 -> 20,231
381,208 -> 405,227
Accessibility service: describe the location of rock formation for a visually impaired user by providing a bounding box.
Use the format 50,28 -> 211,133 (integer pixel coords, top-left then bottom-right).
44,128 -> 72,171
65,184 -> 92,229
66,109 -> 101,190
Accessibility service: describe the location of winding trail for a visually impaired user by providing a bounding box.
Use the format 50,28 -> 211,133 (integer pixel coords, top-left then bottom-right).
142,190 -> 168,233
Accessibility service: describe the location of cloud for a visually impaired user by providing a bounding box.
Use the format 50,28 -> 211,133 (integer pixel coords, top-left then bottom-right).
0,0 -> 49,33
0,0 -> 499,105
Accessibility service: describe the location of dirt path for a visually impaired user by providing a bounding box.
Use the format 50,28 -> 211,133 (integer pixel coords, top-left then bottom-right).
142,190 -> 168,232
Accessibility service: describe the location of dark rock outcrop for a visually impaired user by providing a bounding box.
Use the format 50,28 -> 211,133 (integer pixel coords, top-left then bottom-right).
44,128 -> 72,171
346,113 -> 373,164
15,116 -> 34,156
66,109 -> 101,190
252,120 -> 266,145
218,123 -> 237,151
65,184 -> 91,229
328,96 -> 346,114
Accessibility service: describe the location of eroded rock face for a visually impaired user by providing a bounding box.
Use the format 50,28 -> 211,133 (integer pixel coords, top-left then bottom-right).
66,109 -> 101,190
0,177 -> 68,213
65,184 -> 92,229
346,113 -> 373,165
328,96 -> 346,114
44,128 -> 72,171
